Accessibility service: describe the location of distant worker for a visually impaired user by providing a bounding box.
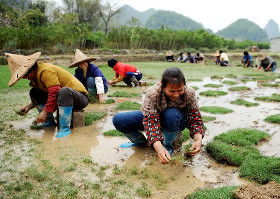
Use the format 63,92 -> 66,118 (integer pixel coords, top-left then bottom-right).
186,52 -> 197,63
177,52 -> 188,62
256,54 -> 277,72
107,59 -> 142,87
196,53 -> 205,64
166,51 -> 175,62
242,51 -> 254,67
219,50 -> 229,66
70,49 -> 108,103
213,50 -> 220,65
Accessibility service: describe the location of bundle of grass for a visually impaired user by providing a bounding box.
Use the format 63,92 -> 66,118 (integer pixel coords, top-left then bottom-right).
105,99 -> 115,104
203,83 -> 223,88
199,90 -> 228,97
188,78 -> 203,82
200,106 -> 233,114
191,86 -> 199,90
264,114 -> 280,124
228,86 -> 251,91
108,91 -> 140,97
230,99 -> 259,107
103,129 -> 124,137
116,101 -> 141,110
182,129 -> 190,142
214,128 -> 269,147
252,76 -> 278,81
244,73 -> 264,77
225,74 -> 237,78
239,154 -> 280,184
211,75 -> 223,80
206,140 -> 260,166
259,83 -> 280,87
186,186 -> 237,199
222,80 -> 237,85
255,93 -> 280,102
85,112 -> 107,126
202,116 -> 216,122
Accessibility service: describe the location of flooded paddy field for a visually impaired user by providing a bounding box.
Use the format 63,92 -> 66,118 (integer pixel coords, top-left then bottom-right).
1,62 -> 279,198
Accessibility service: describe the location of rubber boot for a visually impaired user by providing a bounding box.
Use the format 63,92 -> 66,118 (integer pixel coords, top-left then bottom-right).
56,106 -> 73,138
129,75 -> 140,87
31,104 -> 56,129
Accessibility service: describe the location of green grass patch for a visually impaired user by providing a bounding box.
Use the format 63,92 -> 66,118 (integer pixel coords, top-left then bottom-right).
105,99 -> 115,104
230,99 -> 259,107
203,83 -> 223,88
85,111 -> 107,126
103,129 -> 124,137
255,94 -> 280,102
188,78 -> 203,82
211,75 -> 223,79
244,73 -> 264,77
222,80 -> 237,85
259,83 -> 280,87
108,91 -> 140,97
199,90 -> 228,97
136,183 -> 151,198
228,86 -> 251,91
239,154 -> 280,184
191,86 -> 199,90
214,128 -> 269,147
225,74 -> 238,78
116,101 -> 141,110
264,114 -> 280,124
206,140 -> 260,166
200,106 -> 233,114
202,116 -> 216,122
182,129 -> 190,142
186,186 -> 237,199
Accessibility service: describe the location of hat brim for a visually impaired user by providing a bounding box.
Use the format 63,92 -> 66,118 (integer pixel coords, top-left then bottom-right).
69,57 -> 96,68
7,52 -> 41,87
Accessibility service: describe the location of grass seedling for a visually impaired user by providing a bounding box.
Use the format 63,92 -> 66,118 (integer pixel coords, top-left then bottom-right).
186,186 -> 237,199
222,80 -> 237,85
188,78 -> 203,82
228,86 -> 251,91
103,130 -> 124,137
211,75 -> 223,79
203,83 -> 223,88
199,90 -> 228,97
255,94 -> 280,102
230,99 -> 259,107
264,114 -> 280,124
105,99 -> 115,104
200,106 -> 233,114
108,91 -> 140,97
225,74 -> 238,78
260,83 -> 280,87
116,101 -> 141,110
182,129 -> 190,142
136,183 -> 152,198
239,154 -> 280,184
85,111 -> 107,126
202,116 -> 216,122
191,86 -> 199,90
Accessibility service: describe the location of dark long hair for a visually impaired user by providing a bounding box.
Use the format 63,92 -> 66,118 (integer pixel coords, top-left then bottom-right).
161,67 -> 186,88
108,59 -> 118,68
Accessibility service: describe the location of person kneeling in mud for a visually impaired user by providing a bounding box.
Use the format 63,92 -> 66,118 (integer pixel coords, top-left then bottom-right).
70,49 -> 108,103
107,58 -> 142,87
112,67 -> 205,164
6,52 -> 89,138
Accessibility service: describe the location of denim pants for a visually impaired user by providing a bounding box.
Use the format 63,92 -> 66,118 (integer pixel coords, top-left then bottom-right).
123,72 -> 142,86
112,108 -> 187,154
87,77 -> 108,96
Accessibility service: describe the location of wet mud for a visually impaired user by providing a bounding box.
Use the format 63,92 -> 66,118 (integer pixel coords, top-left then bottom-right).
10,76 -> 280,197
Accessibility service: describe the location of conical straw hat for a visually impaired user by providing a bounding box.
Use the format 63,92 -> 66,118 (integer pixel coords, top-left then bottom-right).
5,52 -> 41,87
69,49 -> 96,68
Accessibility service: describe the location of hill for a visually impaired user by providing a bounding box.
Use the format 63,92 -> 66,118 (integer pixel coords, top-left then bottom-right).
217,19 -> 269,42
146,10 -> 204,31
264,19 -> 280,39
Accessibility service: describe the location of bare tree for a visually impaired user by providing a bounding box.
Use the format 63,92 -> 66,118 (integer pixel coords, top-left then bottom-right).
99,0 -> 121,35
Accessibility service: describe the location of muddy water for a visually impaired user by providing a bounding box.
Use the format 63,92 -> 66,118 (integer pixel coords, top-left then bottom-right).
10,77 -> 280,197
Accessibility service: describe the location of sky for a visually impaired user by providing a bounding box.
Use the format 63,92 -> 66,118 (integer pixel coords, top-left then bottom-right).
117,0 -> 280,32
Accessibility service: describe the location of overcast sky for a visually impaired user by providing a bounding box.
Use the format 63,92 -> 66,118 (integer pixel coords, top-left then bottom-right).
117,0 -> 280,32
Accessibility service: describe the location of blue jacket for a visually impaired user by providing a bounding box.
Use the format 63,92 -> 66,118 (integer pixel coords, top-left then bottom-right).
75,63 -> 108,91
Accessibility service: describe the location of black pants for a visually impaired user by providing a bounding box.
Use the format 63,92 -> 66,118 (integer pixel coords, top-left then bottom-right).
30,87 -> 88,110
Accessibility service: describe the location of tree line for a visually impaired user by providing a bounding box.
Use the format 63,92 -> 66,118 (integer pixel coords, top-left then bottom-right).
0,0 -> 270,52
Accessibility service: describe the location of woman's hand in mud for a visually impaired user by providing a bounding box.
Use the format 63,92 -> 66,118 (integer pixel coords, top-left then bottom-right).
98,94 -> 106,103
153,141 -> 171,164
187,134 -> 202,156
19,104 -> 34,115
36,110 -> 48,123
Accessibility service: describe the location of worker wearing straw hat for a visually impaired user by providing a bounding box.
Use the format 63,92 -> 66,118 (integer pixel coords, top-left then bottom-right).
69,49 -> 108,103
256,53 -> 277,72
5,52 -> 89,138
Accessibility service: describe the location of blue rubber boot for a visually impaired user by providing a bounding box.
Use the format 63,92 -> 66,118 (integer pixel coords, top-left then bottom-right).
56,106 -> 73,138
31,104 -> 56,129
